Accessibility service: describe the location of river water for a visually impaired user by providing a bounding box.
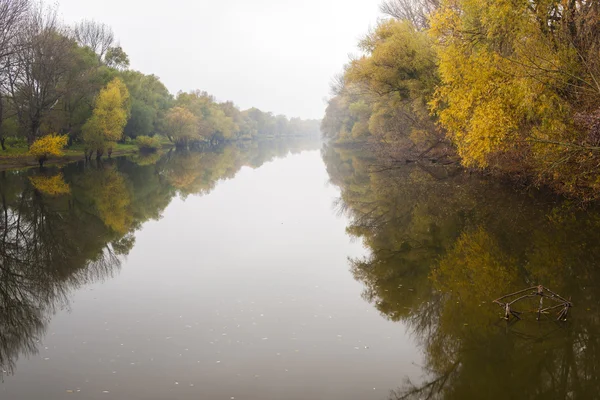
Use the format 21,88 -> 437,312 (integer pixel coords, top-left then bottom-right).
0,139 -> 422,400
1,138 -> 599,399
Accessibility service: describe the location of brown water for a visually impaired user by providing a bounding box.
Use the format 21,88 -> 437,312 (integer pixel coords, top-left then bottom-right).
2,138 -> 600,400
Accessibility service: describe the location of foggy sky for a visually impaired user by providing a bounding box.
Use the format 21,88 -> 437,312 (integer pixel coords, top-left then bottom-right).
55,0 -> 383,120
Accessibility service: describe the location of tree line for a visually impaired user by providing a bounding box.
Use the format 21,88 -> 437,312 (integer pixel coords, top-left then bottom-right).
323,0 -> 600,200
0,0 -> 320,165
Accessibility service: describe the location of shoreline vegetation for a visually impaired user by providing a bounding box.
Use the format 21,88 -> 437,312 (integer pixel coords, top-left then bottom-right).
0,1 -> 320,170
0,135 -> 317,171
322,0 -> 600,202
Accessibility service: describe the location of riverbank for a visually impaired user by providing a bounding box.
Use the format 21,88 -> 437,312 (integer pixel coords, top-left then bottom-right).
0,143 -> 146,171
0,136 -> 321,172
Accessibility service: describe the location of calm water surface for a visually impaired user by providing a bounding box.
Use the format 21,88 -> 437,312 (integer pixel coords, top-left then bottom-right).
2,138 -> 600,399
0,139 -> 422,400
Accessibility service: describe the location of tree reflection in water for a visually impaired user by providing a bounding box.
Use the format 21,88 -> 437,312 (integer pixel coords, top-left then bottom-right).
322,143 -> 600,400
0,137 -> 321,378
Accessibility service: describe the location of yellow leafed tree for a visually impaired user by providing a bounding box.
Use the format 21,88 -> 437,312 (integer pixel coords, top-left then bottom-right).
164,106 -> 198,146
29,134 -> 68,168
429,0 -> 588,173
83,78 -> 130,158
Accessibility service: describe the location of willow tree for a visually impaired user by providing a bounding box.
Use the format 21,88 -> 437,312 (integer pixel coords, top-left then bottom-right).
429,0 -> 600,198
164,106 -> 198,147
345,19 -> 440,148
83,77 -> 130,158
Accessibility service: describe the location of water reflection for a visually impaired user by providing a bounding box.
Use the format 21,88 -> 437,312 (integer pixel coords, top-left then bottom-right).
0,137 -> 321,378
322,143 -> 600,399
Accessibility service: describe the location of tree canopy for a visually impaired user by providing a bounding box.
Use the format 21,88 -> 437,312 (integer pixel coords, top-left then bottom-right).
324,0 -> 600,200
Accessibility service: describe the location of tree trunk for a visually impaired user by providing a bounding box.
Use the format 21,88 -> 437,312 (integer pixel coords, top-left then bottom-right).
0,93 -> 4,150
28,120 -> 41,146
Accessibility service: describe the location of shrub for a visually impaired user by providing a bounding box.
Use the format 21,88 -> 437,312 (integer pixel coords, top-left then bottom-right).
6,136 -> 27,148
29,134 -> 68,167
135,135 -> 161,152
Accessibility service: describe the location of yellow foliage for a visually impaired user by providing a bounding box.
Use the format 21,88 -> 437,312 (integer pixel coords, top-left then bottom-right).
327,19 -> 440,147
429,0 -> 578,168
83,78 -> 130,150
165,107 -> 198,145
95,169 -> 132,234
432,227 -> 519,303
431,227 -> 521,338
29,173 -> 71,196
29,134 -> 68,164
348,19 -> 437,102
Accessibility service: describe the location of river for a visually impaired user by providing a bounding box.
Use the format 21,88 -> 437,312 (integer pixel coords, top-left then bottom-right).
1,138 -> 599,399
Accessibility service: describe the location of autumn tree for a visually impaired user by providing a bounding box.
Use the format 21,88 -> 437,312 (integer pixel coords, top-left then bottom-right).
346,19 -> 440,148
429,0 -> 600,198
28,134 -> 67,167
323,18 -> 441,154
164,106 -> 197,147
83,77 -> 130,158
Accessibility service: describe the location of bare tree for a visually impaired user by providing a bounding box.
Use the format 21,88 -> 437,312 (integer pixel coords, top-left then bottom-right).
72,19 -> 114,60
380,0 -> 439,29
7,2 -> 75,143
0,0 -> 30,150
0,0 -> 30,59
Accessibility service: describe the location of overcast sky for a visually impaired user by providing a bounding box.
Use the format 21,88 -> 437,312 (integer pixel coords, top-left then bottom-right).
55,0 -> 383,120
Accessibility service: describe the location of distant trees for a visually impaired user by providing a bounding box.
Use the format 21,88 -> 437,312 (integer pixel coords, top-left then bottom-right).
164,91 -> 320,148
0,0 -> 319,166
164,106 -> 198,147
72,19 -> 114,60
135,135 -> 161,152
323,17 -> 440,153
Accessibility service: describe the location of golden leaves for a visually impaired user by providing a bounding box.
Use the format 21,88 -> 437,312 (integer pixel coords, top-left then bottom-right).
83,78 -> 130,148
29,134 -> 68,160
29,173 -> 71,196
